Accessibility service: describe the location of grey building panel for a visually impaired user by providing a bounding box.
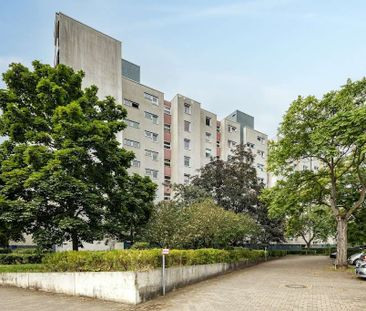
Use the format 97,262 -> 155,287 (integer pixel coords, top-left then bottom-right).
226,110 -> 254,143
122,59 -> 140,83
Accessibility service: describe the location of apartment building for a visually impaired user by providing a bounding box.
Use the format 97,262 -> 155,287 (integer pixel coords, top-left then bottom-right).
54,13 -> 270,204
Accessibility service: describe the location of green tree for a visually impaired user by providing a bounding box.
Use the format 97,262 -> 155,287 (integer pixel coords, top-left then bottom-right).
285,207 -> 335,248
265,78 -> 366,267
144,199 -> 258,249
0,61 -> 155,250
175,145 -> 284,243
348,205 -> 366,246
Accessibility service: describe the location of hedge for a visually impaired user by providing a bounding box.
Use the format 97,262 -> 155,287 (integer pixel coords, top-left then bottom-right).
0,253 -> 43,265
43,248 -> 286,272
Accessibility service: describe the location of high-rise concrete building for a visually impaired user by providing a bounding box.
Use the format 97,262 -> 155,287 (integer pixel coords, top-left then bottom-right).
54,13 -> 270,203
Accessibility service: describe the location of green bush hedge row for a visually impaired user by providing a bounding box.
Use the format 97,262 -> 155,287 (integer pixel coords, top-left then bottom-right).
286,249 -> 333,255
0,248 -> 12,254
43,248 -> 286,272
0,253 -> 43,265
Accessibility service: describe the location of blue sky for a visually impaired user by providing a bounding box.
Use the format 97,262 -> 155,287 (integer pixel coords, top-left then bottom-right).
1,0 -> 366,137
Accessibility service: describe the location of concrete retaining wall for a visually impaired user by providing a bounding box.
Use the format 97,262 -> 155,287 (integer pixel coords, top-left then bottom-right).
0,260 -> 261,304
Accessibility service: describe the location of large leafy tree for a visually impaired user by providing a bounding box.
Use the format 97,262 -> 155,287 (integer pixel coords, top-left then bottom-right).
348,205 -> 366,246
144,199 -> 258,248
175,145 -> 284,243
0,61 -> 156,250
265,78 -> 366,267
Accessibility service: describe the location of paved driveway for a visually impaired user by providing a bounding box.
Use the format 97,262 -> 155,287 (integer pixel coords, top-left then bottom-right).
1,256 -> 366,311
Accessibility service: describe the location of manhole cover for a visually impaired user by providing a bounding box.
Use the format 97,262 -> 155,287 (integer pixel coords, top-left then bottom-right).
285,284 -> 307,289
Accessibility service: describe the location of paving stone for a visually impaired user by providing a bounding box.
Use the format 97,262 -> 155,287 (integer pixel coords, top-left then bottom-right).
1,256 -> 366,311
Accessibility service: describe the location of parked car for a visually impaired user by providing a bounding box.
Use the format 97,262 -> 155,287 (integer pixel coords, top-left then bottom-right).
348,252 -> 363,265
330,245 -> 366,259
355,256 -> 366,279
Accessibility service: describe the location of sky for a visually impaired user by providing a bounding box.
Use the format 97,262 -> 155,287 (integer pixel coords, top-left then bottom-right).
1,0 -> 366,138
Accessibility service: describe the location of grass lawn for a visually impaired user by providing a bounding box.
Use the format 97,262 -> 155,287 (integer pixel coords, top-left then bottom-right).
0,264 -> 45,273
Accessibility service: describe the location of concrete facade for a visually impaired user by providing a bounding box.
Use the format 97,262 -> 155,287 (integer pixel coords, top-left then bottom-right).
54,12 -> 271,203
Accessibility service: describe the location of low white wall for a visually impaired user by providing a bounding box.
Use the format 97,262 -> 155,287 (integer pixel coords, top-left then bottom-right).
0,260 -> 260,304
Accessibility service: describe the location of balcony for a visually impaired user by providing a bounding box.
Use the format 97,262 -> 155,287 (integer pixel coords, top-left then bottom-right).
164,148 -> 171,160
164,184 -> 172,194
216,131 -> 221,141
164,131 -> 171,142
164,166 -> 171,176
216,147 -> 221,157
164,113 -> 171,124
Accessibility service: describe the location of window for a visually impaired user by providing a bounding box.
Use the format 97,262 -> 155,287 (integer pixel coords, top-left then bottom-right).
164,106 -> 171,115
184,120 -> 191,132
257,150 -> 264,158
228,140 -> 236,148
164,159 -> 171,167
144,92 -> 159,105
144,111 -> 158,124
145,130 -> 158,142
164,124 -> 171,133
206,117 -> 211,126
184,103 -> 191,114
145,149 -> 158,161
205,148 -> 212,158
246,142 -> 255,148
124,138 -> 140,149
217,141 -> 220,147
145,168 -> 158,179
257,164 -> 264,172
184,138 -> 191,150
314,166 -> 319,171
258,177 -> 264,183
303,165 -> 308,171
257,136 -> 265,144
125,119 -> 139,129
205,132 -> 212,143
164,141 -> 171,149
124,99 -> 139,109
184,173 -> 190,183
164,195 -> 171,201
184,156 -> 190,167
131,159 -> 140,168
228,125 -> 237,133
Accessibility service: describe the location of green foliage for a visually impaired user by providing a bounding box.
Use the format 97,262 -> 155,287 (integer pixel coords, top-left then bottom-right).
0,61 -> 156,250
264,78 -> 366,266
0,264 -> 45,273
0,253 -> 43,264
144,199 -> 258,248
42,248 -> 284,272
130,242 -> 151,250
285,207 -> 336,248
174,145 -> 285,243
348,206 -> 366,246
0,248 -> 12,254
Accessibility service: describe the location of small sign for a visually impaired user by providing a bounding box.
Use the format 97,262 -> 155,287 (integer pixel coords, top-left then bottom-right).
162,248 -> 170,255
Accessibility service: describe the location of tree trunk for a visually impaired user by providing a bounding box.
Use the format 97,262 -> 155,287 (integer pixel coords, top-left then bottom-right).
335,216 -> 348,268
306,241 -> 311,249
71,232 -> 79,251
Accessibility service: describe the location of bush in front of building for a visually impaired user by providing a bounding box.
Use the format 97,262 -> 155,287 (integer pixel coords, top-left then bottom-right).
0,253 -> 43,265
42,247 -> 286,272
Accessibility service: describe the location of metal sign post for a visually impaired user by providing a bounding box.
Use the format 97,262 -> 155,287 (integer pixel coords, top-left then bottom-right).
265,247 -> 267,261
162,248 -> 169,295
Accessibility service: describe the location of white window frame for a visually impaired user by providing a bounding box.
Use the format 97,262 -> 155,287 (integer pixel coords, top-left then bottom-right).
124,99 -> 139,109
124,138 -> 140,149
131,159 -> 140,168
184,120 -> 191,132
184,138 -> 191,150
144,111 -> 159,124
144,92 -> 159,106
184,156 -> 191,167
125,119 -> 139,129
145,130 -> 158,142
184,103 -> 192,115
145,168 -> 158,179
145,149 -> 159,161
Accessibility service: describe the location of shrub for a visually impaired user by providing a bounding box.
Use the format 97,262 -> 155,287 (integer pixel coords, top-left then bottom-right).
42,247 -> 285,272
130,242 -> 151,250
0,253 -> 43,265
12,248 -> 38,254
0,248 -> 12,254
